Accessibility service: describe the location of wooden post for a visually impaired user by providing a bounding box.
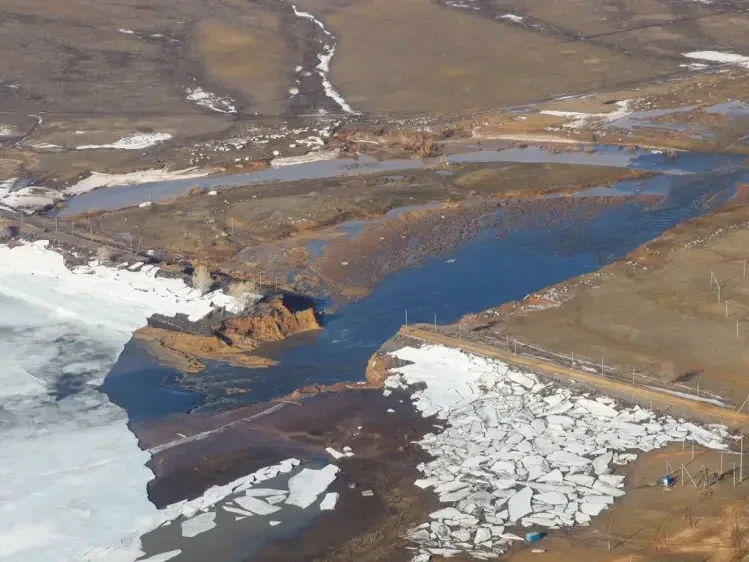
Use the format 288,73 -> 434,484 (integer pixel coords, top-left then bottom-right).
632,367 -> 635,386
55,217 -> 58,232
89,220 -> 93,241
514,339 -> 517,355
734,462 -> 737,487
405,309 -> 408,327
72,218 -> 75,235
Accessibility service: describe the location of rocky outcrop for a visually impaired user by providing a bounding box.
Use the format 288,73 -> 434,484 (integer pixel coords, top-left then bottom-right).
137,295 -> 319,372
222,297 -> 320,344
365,352 -> 399,386
135,327 -> 278,372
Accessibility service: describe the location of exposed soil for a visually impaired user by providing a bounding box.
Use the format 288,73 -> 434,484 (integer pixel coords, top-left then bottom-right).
135,297 -> 319,372
134,388 -> 438,561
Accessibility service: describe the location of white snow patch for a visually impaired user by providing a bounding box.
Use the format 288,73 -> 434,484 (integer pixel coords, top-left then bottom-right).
683,51 -> 749,68
0,179 -> 60,210
270,151 -> 338,167
186,86 -> 237,114
679,63 -> 710,71
385,345 -> 729,560
66,167 -> 208,196
645,386 -> 727,406
76,132 -> 172,151
499,14 -> 524,23
284,3 -> 357,114
540,100 -> 632,129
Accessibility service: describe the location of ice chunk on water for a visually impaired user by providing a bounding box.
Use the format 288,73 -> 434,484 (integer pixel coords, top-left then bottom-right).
181,512 -> 216,538
320,492 -> 339,511
285,465 -> 340,509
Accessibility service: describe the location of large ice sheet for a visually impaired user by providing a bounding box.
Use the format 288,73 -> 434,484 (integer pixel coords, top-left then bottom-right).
0,242 -> 242,561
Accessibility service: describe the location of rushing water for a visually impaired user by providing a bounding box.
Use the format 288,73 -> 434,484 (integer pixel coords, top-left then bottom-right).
102,160 -> 749,419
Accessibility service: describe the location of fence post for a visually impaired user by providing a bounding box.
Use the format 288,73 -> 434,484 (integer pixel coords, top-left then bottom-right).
405,309 -> 408,327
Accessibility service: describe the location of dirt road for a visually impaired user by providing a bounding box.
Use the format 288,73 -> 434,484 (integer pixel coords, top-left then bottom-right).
399,325 -> 749,429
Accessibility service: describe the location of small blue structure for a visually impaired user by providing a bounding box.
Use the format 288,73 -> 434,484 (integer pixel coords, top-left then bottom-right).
525,531 -> 543,543
659,474 -> 675,487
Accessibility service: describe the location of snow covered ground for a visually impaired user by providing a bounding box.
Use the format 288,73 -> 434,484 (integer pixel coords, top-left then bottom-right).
185,87 -> 237,115
0,167 -> 210,211
65,167 -> 209,196
682,51 -> 749,69
384,345 -> 731,561
0,241 -> 250,561
284,2 -> 357,115
76,132 -> 173,151
540,100 -> 632,130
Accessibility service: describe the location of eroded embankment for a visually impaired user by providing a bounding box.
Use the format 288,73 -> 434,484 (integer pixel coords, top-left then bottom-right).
136,296 -> 320,373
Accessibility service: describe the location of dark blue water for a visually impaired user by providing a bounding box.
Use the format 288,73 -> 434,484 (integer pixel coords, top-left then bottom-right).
101,340 -> 204,422
102,162 -> 749,419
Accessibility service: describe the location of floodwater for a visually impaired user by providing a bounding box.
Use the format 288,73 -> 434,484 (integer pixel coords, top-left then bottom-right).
56,145 -> 745,216
103,161 -> 749,417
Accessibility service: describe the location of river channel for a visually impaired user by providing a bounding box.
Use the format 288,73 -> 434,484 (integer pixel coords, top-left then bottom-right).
101,152 -> 749,419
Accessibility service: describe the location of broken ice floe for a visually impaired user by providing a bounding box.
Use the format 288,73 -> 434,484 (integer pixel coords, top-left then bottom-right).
385,345 -> 730,561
